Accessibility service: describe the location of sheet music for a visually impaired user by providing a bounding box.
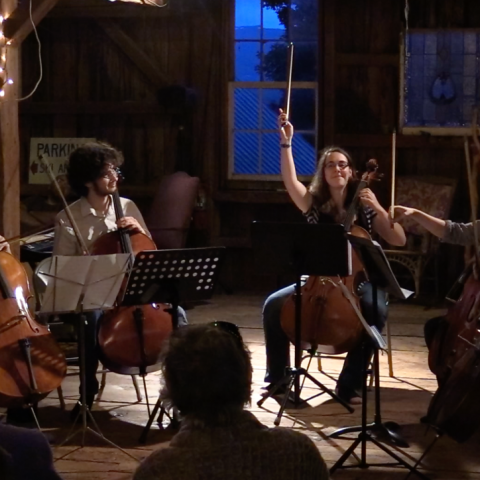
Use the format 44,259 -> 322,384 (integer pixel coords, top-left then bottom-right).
40,254 -> 131,313
348,235 -> 414,300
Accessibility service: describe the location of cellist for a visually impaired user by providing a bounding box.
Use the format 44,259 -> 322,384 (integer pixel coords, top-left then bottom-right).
53,141 -> 188,419
393,205 -> 480,354
262,111 -> 406,405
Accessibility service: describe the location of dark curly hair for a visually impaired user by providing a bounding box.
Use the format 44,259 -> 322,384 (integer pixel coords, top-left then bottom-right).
67,141 -> 124,197
161,324 -> 252,425
309,146 -> 358,208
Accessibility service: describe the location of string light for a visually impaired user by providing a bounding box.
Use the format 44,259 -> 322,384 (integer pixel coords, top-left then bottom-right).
0,12 -> 11,98
108,0 -> 169,7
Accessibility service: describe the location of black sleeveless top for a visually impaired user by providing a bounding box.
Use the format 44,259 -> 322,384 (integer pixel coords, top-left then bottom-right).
304,202 -> 376,235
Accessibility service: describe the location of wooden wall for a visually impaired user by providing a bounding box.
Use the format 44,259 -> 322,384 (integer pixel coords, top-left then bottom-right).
18,0 -> 480,295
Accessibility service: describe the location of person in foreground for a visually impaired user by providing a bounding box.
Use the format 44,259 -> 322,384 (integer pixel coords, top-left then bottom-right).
133,323 -> 330,480
263,110 -> 406,405
0,422 -> 62,480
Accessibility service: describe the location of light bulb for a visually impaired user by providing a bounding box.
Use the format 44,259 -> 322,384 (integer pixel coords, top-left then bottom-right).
0,90 -> 5,97
7,78 -> 12,84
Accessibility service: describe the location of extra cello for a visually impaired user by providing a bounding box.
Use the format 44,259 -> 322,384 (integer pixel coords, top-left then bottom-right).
0,250 -> 67,408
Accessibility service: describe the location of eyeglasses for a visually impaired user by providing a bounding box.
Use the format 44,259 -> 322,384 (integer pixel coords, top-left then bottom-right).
100,167 -> 119,180
325,161 -> 350,170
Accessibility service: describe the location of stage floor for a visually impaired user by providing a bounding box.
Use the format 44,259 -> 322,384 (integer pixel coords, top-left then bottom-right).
3,294 -> 480,480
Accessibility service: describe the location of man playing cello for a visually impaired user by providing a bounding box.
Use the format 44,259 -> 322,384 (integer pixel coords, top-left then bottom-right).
53,141 -> 187,418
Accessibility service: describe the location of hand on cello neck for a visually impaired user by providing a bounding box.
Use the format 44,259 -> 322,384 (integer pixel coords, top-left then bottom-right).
116,216 -> 146,235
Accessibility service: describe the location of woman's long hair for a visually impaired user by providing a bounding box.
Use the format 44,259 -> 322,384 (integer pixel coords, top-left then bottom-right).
308,146 -> 358,210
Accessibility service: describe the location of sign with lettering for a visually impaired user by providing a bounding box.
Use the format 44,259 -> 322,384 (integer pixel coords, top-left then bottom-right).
29,138 -> 95,184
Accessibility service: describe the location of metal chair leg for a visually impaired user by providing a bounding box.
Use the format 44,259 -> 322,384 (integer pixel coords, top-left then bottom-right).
131,375 -> 142,402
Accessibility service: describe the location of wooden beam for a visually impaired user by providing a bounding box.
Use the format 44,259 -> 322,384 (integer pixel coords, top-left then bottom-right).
336,53 -> 399,67
96,18 -> 170,88
20,101 -> 180,115
0,1 -> 20,250
334,134 -> 465,149
4,0 -> 60,45
322,0 -> 335,145
49,0 -> 199,18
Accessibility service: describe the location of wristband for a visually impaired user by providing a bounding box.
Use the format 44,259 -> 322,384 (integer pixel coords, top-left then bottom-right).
280,143 -> 292,148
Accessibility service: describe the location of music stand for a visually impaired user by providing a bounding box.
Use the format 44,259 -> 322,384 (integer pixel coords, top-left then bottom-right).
40,254 -> 138,462
130,247 -> 226,444
329,234 -> 429,480
252,221 -> 355,426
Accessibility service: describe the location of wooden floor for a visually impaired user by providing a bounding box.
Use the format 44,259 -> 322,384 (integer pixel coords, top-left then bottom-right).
3,294 -> 480,479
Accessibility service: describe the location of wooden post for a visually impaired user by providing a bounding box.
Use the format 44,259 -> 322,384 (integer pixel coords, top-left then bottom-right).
322,0 -> 335,146
0,0 -> 19,252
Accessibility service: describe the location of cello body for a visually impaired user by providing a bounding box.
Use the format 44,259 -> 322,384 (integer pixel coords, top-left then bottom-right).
0,251 -> 66,407
427,273 -> 480,442
91,196 -> 173,375
280,225 -> 369,354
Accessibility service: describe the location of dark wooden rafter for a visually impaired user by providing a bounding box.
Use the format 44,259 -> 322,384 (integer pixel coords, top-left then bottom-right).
3,0 -> 60,45
96,18 -> 170,88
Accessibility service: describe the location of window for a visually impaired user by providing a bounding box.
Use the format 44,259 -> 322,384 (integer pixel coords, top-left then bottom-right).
230,0 -> 319,179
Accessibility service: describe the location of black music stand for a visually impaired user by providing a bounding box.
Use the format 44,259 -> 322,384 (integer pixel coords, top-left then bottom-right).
130,247 -> 226,444
329,234 -> 429,480
40,254 -> 138,462
252,221 -> 355,426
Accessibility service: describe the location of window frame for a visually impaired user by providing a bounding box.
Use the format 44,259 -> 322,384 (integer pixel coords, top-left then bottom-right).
228,81 -> 318,181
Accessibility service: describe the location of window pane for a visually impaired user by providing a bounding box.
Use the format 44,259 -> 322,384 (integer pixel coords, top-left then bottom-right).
261,89 -> 283,129
262,42 -> 317,82
235,88 -> 259,129
290,0 -> 318,41
261,133 -> 281,174
235,0 -> 261,40
234,132 -> 259,174
293,133 -> 316,175
235,42 -> 261,81
262,41 -> 289,82
263,4 -> 285,40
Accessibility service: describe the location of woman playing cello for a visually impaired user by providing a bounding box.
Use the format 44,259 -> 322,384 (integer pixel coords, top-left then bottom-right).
263,110 -> 406,405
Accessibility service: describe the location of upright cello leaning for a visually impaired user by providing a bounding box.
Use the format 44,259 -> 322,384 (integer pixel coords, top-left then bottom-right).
0,248 -> 67,408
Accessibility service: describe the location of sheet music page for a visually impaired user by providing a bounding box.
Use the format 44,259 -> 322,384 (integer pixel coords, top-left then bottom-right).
83,254 -> 131,310
40,254 -> 131,313
41,256 -> 93,313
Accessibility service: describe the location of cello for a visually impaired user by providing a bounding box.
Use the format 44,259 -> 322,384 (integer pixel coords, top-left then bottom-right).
280,160 -> 382,354
92,189 -> 173,375
426,115 -> 480,443
0,250 -> 67,408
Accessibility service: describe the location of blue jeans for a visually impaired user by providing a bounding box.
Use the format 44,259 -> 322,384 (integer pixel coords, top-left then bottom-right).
263,281 -> 387,397
64,306 -> 188,397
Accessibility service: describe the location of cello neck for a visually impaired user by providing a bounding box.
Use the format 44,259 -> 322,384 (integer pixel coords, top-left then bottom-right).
112,190 -> 133,255
343,179 -> 367,232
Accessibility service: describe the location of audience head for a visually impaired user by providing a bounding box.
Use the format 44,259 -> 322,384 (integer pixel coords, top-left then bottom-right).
161,322 -> 252,424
